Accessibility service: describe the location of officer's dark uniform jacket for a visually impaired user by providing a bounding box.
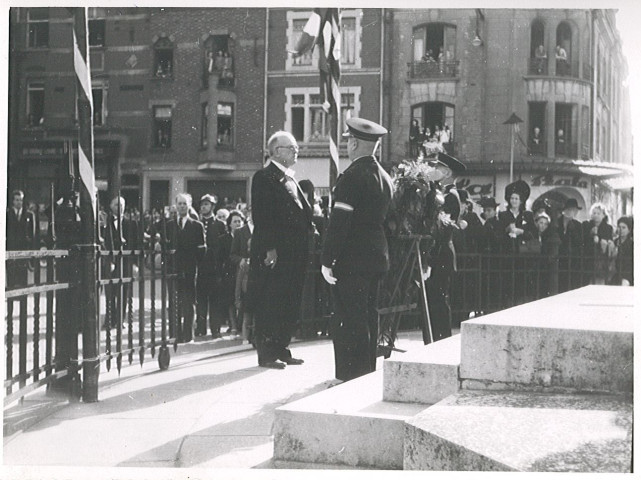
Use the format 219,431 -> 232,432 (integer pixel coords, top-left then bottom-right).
321,155 -> 394,275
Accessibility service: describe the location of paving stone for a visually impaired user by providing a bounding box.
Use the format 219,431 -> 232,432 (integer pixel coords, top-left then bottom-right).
404,390 -> 632,472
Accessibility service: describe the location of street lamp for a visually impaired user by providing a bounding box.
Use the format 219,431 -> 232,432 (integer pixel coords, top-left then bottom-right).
503,113 -> 523,183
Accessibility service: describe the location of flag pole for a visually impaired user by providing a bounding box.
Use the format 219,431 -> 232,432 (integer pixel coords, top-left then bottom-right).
71,6 -> 100,402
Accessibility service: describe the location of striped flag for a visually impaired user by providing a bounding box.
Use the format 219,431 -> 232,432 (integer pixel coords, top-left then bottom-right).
70,7 -> 96,243
291,9 -> 341,189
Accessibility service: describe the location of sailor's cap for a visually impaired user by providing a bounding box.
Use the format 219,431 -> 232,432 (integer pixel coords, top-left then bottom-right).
342,117 -> 388,142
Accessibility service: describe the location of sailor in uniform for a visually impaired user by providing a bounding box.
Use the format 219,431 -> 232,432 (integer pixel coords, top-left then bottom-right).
320,117 -> 394,382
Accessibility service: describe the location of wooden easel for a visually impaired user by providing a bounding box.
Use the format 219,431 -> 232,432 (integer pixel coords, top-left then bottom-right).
377,234 -> 433,358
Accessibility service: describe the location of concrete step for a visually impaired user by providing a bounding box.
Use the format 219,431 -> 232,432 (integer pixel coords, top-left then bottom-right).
383,334 -> 460,404
404,389 -> 632,472
460,285 -> 633,394
273,370 -> 427,469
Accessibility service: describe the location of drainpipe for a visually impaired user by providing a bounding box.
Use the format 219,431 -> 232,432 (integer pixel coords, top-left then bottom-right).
591,10 -> 597,161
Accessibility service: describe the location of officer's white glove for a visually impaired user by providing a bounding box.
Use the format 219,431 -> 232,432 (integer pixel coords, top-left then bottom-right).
321,265 -> 337,285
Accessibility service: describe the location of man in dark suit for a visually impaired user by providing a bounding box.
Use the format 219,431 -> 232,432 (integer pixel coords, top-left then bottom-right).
320,118 -> 394,382
196,194 -> 226,337
6,190 -> 39,288
101,196 -> 140,328
249,131 -> 314,369
165,193 -> 206,343
557,197 -> 584,292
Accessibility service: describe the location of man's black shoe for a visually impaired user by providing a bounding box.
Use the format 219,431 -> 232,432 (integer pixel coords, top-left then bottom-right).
259,361 -> 286,369
281,357 -> 304,365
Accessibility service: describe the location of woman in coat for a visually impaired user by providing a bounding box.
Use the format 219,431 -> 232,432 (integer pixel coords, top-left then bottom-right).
497,180 -> 536,307
612,216 -> 633,286
582,202 -> 614,285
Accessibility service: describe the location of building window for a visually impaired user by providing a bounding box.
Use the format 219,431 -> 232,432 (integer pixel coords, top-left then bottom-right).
291,19 -> 314,66
203,35 -> 231,88
286,10 -> 362,70
530,19 -> 547,75
412,23 -> 456,62
27,8 -> 49,48
89,19 -> 106,47
528,102 -> 546,155
153,38 -> 173,78
410,101 -> 455,155
217,103 -> 234,147
409,23 -> 458,78
26,81 -> 45,127
285,88 -> 361,144
555,22 -> 572,77
153,106 -> 172,148
92,82 -> 107,126
201,103 -> 209,148
291,95 -> 305,141
555,103 -> 573,157
342,17 -> 357,65
581,105 -> 590,160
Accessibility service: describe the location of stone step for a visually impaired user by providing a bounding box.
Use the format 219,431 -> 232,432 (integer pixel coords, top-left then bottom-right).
273,370 -> 427,470
383,334 -> 460,404
404,390 -> 632,472
459,285 -> 633,393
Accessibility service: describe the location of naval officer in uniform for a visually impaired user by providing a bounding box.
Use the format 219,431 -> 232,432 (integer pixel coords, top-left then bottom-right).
321,117 -> 394,382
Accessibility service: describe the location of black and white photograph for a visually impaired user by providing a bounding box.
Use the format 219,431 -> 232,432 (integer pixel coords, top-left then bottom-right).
1,1 -> 637,478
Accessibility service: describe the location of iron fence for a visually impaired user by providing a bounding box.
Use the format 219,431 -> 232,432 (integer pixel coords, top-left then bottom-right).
5,247 -> 178,406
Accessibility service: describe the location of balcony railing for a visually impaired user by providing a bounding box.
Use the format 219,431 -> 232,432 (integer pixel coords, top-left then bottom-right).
528,57 -> 548,75
407,60 -> 460,79
528,140 -> 547,156
555,141 -> 578,158
527,58 -> 587,80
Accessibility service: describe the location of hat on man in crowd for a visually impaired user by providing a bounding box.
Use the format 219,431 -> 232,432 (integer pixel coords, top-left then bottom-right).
200,194 -> 217,206
478,196 -> 500,209
504,179 -> 530,203
562,198 -> 582,211
342,117 -> 388,142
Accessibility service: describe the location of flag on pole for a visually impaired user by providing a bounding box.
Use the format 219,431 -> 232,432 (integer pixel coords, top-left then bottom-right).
290,9 -> 341,190
70,7 -> 96,243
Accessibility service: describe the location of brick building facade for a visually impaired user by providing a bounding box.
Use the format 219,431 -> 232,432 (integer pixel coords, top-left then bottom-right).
8,7 -> 266,211
265,8 -> 384,195
383,8 -> 633,221
8,8 -> 633,219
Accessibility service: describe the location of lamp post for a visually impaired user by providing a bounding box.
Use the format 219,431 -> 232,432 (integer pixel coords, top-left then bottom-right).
503,113 -> 523,184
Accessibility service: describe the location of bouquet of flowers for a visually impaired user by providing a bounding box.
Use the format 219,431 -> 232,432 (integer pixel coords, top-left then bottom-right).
388,144 -> 448,235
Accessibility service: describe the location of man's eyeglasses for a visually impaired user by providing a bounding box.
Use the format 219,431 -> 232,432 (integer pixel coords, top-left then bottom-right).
277,145 -> 299,153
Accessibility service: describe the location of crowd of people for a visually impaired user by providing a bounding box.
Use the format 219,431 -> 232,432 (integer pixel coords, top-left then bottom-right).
5,119 -> 635,384
409,119 -> 452,157
441,180 -> 634,333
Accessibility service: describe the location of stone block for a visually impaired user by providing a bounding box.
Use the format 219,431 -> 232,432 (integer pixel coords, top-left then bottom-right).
273,370 -> 425,469
460,286 -> 633,393
404,390 -> 632,472
383,334 -> 460,404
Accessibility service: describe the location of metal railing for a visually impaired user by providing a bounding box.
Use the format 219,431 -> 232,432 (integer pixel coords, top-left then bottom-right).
407,60 -> 460,79
529,57 -> 548,75
5,247 -> 178,406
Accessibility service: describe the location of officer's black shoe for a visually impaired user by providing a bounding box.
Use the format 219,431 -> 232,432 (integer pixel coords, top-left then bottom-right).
281,357 -> 304,365
259,361 -> 286,369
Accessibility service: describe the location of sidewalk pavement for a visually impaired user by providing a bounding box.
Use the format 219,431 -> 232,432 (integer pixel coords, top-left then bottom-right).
3,330 -> 427,474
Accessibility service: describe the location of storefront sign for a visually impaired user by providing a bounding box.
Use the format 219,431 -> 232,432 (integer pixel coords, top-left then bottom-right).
455,177 -> 494,198
531,173 -> 588,189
